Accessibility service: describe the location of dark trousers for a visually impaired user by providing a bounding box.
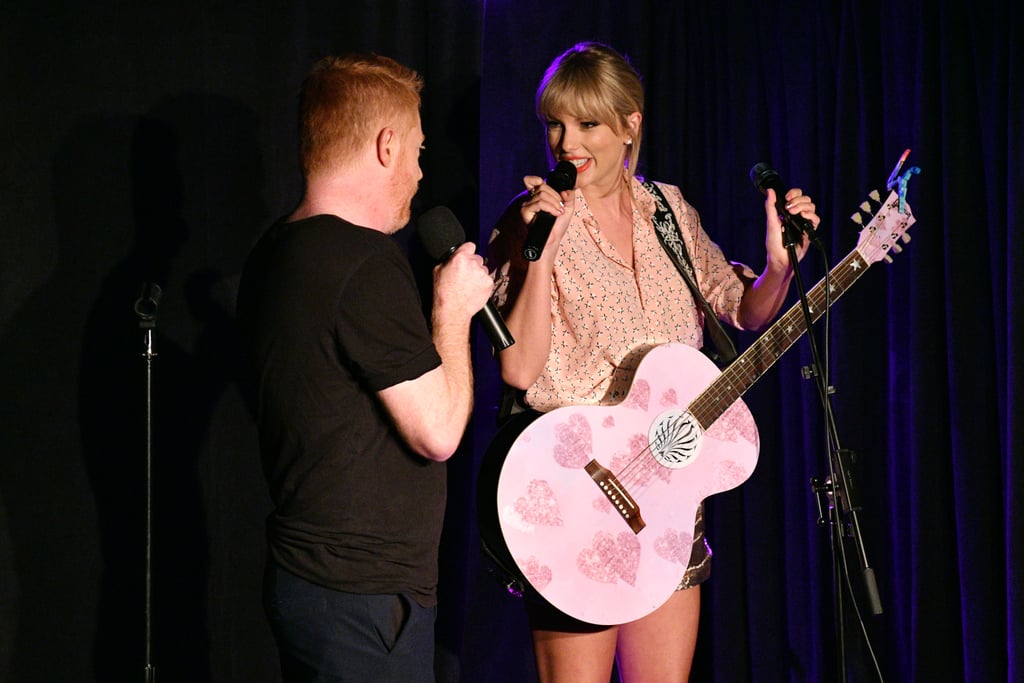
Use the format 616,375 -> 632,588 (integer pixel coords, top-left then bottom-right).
264,561 -> 437,683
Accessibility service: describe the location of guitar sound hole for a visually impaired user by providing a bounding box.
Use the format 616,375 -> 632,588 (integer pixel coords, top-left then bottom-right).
649,410 -> 702,468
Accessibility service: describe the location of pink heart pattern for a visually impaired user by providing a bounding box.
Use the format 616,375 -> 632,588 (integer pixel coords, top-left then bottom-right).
519,556 -> 553,591
607,434 -> 669,487
622,379 -> 651,411
552,414 -> 592,468
695,460 -> 752,501
514,479 -> 564,527
706,400 -> 758,446
654,528 -> 693,565
576,531 -> 641,585
713,460 -> 751,491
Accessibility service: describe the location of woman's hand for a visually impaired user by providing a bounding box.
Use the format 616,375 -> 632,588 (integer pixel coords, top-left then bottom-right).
764,187 -> 820,270
519,174 -> 575,259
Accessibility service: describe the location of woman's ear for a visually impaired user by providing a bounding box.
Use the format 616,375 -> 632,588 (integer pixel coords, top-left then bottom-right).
626,111 -> 642,139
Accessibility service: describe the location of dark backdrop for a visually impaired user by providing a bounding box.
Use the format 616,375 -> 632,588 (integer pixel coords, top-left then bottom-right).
0,1 -> 1018,682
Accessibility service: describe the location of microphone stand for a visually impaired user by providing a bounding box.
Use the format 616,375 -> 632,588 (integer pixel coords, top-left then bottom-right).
781,222 -> 883,683
134,284 -> 161,683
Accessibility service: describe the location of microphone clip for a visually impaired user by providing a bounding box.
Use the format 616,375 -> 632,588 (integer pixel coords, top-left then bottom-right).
781,213 -> 819,249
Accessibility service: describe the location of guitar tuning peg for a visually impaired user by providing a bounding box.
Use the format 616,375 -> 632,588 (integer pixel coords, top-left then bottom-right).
850,212 -> 864,225
891,243 -> 903,253
901,233 -> 912,243
859,201 -> 872,213
882,254 -> 894,264
869,189 -> 881,202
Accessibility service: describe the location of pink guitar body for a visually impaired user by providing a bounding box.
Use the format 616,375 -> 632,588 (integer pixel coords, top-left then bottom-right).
488,343 -> 758,625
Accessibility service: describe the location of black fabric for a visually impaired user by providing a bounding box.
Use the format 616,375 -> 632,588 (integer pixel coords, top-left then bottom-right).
237,214 -> 445,607
263,561 -> 437,682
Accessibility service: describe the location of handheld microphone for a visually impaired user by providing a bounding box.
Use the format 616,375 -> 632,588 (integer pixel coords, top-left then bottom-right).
749,162 -> 818,247
522,160 -> 578,261
417,206 -> 514,351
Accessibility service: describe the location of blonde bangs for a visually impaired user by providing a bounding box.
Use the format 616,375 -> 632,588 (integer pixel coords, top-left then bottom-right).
536,69 -> 622,132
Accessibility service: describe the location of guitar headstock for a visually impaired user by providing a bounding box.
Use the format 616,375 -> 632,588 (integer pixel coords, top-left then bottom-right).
852,189 -> 916,266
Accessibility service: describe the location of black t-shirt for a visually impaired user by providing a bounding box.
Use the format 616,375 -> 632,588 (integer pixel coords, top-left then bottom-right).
237,214 -> 444,606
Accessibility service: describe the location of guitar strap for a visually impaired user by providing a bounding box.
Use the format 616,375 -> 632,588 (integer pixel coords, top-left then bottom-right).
642,180 -> 738,365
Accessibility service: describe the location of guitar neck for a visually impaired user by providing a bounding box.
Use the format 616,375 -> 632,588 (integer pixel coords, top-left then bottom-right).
689,248 -> 872,429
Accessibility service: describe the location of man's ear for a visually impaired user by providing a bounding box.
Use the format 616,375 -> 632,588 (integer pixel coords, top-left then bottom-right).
376,127 -> 395,167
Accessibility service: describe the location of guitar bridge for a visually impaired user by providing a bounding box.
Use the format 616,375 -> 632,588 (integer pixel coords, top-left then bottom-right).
584,460 -> 646,534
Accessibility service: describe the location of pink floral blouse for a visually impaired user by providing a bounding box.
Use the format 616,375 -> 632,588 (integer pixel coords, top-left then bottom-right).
491,176 -> 753,413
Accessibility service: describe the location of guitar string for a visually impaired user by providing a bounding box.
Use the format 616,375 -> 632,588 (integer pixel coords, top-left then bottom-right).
684,210 -> 897,428
693,199 -> 900,428
683,207 -> 906,430
589,207 -> 902,506
607,251 -> 865,496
